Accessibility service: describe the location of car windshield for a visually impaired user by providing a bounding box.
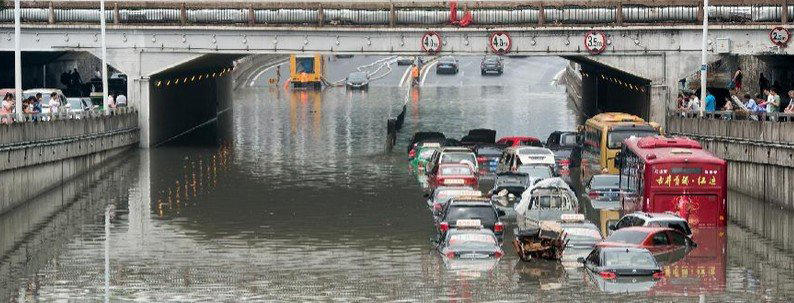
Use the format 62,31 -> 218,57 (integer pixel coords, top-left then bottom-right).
648,220 -> 692,235
435,189 -> 478,202
440,166 -> 473,176
67,98 -> 84,109
607,130 -> 658,149
517,165 -> 552,179
560,133 -> 578,146
476,146 -> 502,157
446,206 -> 497,224
441,153 -> 476,165
447,233 -> 496,250
440,57 -> 455,63
565,228 -> 602,246
606,230 -> 649,244
348,72 -> 367,81
418,149 -> 436,160
591,175 -> 620,188
483,57 -> 500,63
531,195 -> 568,209
603,250 -> 657,269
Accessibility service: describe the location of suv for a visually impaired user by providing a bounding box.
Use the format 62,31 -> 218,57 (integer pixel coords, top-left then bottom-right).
607,212 -> 692,236
436,197 -> 505,241
480,56 -> 503,75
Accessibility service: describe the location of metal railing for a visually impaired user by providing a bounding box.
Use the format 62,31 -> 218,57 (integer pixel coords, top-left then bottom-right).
0,1 -> 791,27
0,107 -> 136,126
671,108 -> 794,122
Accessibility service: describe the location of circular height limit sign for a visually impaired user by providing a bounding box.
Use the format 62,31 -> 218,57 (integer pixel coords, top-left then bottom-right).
489,32 -> 512,54
770,27 -> 790,47
421,32 -> 442,53
583,31 -> 607,55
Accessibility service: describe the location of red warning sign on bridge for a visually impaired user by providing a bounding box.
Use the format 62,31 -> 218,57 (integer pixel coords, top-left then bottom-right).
489,32 -> 512,54
770,27 -> 790,47
583,31 -> 607,55
421,32 -> 442,53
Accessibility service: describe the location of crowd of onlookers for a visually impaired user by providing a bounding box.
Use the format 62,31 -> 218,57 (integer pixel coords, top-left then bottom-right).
676,69 -> 794,117
1,91 -> 127,125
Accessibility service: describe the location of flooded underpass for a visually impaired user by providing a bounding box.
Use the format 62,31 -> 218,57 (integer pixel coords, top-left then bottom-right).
3,56 -> 794,301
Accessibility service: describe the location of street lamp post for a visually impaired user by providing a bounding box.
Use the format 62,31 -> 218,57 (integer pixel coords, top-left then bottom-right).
14,0 -> 22,121
699,0 -> 709,117
101,0 -> 109,114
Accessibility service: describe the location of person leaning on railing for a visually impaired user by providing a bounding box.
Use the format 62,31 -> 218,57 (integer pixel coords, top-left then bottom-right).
1,92 -> 14,124
785,90 -> 794,114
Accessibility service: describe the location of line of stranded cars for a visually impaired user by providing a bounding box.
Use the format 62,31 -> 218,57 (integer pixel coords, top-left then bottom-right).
407,112 -> 728,291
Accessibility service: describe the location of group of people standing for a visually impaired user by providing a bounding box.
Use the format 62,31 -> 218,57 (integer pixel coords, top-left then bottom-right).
1,91 -> 67,123
677,68 -> 794,116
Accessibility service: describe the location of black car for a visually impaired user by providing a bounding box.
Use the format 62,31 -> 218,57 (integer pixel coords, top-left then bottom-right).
480,56 -> 503,75
545,131 -> 580,178
580,247 -> 664,280
408,131 -> 446,155
345,71 -> 369,90
473,145 -> 502,174
396,56 -> 415,66
436,56 -> 459,74
584,174 -> 621,202
436,197 -> 505,241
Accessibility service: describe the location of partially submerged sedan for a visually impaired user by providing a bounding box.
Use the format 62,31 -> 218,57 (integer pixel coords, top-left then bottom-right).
597,226 -> 696,257
437,220 -> 504,274
345,71 -> 369,90
581,247 -> 664,293
428,163 -> 478,189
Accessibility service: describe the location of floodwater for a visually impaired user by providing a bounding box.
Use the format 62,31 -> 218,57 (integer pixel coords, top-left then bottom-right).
2,56 -> 794,302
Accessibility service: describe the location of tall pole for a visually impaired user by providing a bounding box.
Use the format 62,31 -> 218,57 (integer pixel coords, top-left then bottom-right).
14,0 -> 22,121
699,0 -> 709,117
101,0 -> 109,114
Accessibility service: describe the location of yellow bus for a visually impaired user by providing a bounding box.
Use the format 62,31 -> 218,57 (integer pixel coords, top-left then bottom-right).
581,112 -> 660,180
290,54 -> 324,89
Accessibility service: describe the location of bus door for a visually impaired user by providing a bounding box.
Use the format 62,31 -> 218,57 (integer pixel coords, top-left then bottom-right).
651,194 -> 719,227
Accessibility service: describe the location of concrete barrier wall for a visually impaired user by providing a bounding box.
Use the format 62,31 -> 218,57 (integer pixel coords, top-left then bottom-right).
667,115 -> 794,211
0,111 -> 139,214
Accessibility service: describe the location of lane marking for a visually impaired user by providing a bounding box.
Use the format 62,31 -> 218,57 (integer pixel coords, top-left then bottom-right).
420,60 -> 438,86
249,59 -> 289,87
399,65 -> 412,87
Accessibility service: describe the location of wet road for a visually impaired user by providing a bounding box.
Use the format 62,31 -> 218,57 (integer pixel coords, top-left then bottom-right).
3,55 -> 794,301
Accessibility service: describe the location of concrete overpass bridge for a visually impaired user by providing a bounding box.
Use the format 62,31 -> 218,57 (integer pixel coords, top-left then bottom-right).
1,0 -> 792,146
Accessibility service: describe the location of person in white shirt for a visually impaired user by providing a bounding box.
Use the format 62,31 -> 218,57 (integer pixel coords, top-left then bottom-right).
687,94 -> 701,111
115,94 -> 127,107
48,92 -> 61,114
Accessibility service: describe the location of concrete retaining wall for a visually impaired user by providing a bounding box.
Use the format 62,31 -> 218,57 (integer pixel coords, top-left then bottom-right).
667,115 -> 794,210
0,111 -> 139,214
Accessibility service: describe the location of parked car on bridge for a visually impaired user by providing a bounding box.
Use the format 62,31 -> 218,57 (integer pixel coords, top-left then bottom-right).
480,56 -> 503,75
435,56 -> 459,74
607,212 -> 692,237
580,247 -> 664,292
345,71 -> 369,90
65,97 -> 97,117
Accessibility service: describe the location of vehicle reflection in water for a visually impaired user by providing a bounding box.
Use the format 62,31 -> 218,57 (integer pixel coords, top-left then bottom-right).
651,227 -> 727,295
515,260 -> 568,291
584,271 -> 659,294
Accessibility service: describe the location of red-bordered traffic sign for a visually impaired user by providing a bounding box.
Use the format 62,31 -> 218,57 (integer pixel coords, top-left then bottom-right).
489,31 -> 512,54
421,31 -> 442,53
769,27 -> 790,47
583,31 -> 607,55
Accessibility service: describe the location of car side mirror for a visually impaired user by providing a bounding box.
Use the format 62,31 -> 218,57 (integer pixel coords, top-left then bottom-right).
577,257 -> 585,264
607,221 -> 618,231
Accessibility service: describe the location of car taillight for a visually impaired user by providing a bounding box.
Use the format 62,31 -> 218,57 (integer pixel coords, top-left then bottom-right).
477,156 -> 486,163
492,250 -> 503,258
653,271 -> 665,280
599,271 -> 617,280
408,149 -> 416,158
588,191 -> 600,199
445,251 -> 456,258
440,222 -> 449,232
494,222 -> 504,233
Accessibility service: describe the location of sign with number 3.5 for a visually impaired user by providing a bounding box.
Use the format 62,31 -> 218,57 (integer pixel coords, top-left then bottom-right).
583,31 -> 607,55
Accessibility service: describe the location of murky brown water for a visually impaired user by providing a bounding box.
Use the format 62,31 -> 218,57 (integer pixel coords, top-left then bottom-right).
3,56 -> 794,302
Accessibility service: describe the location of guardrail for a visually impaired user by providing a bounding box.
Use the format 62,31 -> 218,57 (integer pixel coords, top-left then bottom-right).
0,1 -> 791,27
670,109 -> 794,122
0,107 -> 138,148
667,110 -> 794,146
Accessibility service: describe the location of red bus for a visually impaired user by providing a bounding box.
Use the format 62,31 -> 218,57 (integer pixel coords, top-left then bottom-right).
617,136 -> 727,227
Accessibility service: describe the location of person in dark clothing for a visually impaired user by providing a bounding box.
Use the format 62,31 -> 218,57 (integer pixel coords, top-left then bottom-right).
759,73 -> 769,92
569,144 -> 582,169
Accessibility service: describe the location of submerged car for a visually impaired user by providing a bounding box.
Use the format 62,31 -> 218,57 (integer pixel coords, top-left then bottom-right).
428,163 -> 478,189
488,172 -> 531,218
410,143 -> 441,174
546,131 -> 580,180
396,56 -> 415,66
436,56 -> 459,74
598,226 -> 696,256
345,71 -> 369,90
496,136 -> 543,148
436,197 -> 505,241
584,174 -> 621,202
480,56 -> 503,75
474,145 -> 502,174
512,178 -> 579,261
425,147 -> 478,176
559,214 -> 603,264
608,212 -> 693,237
427,186 -> 481,216
408,131 -> 446,156
581,247 -> 664,293
437,220 -> 504,273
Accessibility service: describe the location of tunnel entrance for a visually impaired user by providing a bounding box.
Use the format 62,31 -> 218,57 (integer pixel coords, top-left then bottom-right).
564,57 -> 652,121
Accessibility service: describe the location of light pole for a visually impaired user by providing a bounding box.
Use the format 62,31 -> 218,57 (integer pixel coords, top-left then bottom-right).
699,0 -> 709,117
101,0 -> 109,114
14,0 -> 22,121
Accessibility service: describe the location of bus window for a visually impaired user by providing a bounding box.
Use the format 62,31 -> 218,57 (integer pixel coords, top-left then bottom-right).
607,130 -> 658,149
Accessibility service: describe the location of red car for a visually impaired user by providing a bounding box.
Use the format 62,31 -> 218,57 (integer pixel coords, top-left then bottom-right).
428,163 -> 478,189
597,227 -> 696,256
496,136 -> 543,147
